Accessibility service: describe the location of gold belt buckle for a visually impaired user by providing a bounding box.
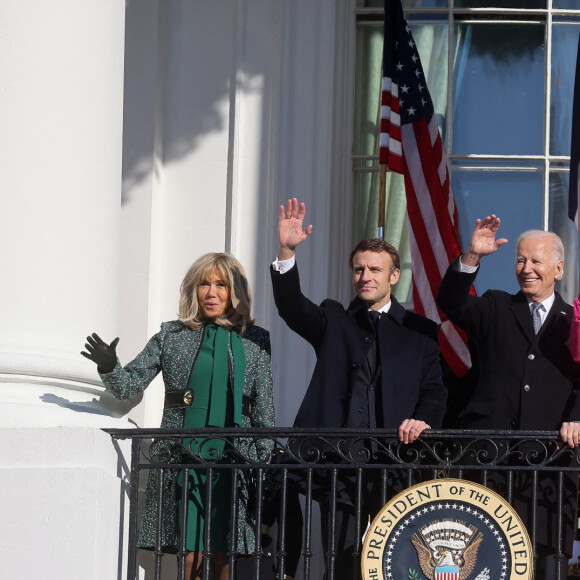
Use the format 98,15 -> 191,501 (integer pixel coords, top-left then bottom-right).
183,389 -> 193,406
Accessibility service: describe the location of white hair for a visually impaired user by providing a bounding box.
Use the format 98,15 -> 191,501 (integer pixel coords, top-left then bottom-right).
516,230 -> 564,270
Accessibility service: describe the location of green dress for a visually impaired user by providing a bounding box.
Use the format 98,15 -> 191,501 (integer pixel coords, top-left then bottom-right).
176,323 -> 245,552
99,320 -> 275,554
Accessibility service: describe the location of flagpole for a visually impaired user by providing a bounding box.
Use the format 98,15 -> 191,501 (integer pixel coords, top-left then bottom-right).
378,164 -> 387,239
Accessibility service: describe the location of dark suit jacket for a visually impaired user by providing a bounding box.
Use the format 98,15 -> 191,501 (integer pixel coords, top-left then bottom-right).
437,257 -> 580,556
436,257 -> 580,430
271,263 -> 447,430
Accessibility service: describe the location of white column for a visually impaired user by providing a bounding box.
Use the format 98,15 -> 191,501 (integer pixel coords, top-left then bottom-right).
0,0 -> 129,428
0,3 -> 130,577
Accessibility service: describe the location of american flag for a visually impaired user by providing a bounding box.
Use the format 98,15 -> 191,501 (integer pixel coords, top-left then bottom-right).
568,34 -> 580,257
380,0 -> 472,377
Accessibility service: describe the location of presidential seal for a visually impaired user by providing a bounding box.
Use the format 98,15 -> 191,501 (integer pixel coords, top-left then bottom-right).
361,479 -> 532,580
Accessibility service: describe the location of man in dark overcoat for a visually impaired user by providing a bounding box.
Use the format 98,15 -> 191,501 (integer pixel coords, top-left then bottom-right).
270,198 -> 447,580
436,213 -> 580,580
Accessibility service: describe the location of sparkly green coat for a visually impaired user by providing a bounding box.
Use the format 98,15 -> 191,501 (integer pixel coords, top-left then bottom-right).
99,320 -> 275,553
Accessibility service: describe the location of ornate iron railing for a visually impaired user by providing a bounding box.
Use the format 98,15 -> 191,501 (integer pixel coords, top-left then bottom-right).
104,428 -> 580,580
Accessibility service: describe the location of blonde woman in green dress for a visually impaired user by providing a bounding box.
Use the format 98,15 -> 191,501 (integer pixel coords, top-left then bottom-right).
82,253 -> 275,580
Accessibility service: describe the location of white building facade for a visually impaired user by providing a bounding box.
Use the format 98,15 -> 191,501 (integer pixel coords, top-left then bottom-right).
4,1 -> 580,578
0,1 -> 357,578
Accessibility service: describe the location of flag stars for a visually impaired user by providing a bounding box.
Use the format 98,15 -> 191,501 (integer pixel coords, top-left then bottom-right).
396,62 -> 404,71
409,39 -> 415,49
415,68 -> 422,78
400,84 -> 410,93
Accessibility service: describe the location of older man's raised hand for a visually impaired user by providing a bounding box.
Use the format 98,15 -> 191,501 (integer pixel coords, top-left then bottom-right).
461,214 -> 508,267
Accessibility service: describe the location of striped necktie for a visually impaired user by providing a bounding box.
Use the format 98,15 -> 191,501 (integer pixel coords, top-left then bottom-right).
530,302 -> 544,335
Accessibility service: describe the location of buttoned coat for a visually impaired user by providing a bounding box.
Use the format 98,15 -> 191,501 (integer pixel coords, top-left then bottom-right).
271,263 -> 446,431
99,320 -> 275,553
436,257 -> 580,430
436,257 -> 580,555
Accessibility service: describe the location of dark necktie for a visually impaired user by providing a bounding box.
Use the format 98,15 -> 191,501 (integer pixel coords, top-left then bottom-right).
369,310 -> 381,332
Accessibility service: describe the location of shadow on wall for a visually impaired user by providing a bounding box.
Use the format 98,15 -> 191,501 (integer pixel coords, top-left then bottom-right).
121,0 -> 284,337
39,392 -> 142,420
121,0 -> 266,205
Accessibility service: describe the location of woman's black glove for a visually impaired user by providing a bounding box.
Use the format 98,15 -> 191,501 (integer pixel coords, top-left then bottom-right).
81,333 -> 119,374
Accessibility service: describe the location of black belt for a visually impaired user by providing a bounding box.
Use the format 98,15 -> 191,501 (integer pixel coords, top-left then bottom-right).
164,389 -> 193,409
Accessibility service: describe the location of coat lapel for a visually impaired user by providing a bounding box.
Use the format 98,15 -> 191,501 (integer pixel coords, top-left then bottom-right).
170,324 -> 204,391
539,293 -> 571,340
509,292 -> 535,342
347,297 -> 373,328
377,298 -> 407,369
509,291 -> 571,344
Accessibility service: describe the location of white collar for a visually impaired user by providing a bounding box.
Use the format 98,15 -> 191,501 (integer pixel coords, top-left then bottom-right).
370,301 -> 392,315
527,293 -> 555,313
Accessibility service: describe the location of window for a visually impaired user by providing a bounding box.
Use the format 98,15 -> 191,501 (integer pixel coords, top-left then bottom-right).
353,0 -> 580,304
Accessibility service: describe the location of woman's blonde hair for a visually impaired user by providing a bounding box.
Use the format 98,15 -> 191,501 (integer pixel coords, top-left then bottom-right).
178,252 -> 254,334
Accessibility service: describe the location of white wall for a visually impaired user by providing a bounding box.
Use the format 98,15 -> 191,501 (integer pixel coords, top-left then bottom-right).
0,429 -> 132,579
0,0 -> 357,578
119,0 -> 357,430
0,0 -> 133,578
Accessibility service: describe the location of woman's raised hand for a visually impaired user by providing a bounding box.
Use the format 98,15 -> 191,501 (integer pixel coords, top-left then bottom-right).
81,333 -> 119,374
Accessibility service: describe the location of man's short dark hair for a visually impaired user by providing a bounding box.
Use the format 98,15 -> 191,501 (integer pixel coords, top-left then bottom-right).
348,238 -> 401,274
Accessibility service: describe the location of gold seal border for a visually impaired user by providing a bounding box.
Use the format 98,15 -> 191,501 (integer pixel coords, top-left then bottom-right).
361,478 -> 533,580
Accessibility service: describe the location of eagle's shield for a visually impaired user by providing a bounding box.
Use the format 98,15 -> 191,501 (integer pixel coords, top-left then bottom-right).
435,565 -> 459,580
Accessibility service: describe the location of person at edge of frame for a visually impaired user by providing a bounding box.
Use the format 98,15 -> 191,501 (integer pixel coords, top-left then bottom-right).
436,214 -> 580,580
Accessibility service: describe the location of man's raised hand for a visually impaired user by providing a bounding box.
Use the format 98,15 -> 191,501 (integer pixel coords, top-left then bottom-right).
278,198 -> 313,260
461,214 -> 508,267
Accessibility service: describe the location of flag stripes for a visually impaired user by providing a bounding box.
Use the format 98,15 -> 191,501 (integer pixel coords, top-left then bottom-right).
381,0 -> 472,376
